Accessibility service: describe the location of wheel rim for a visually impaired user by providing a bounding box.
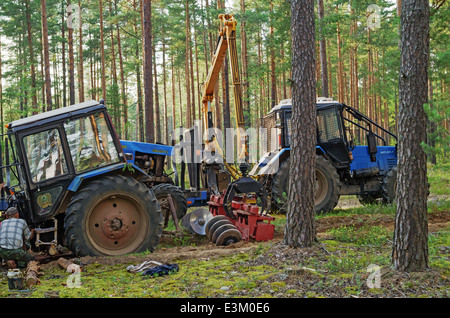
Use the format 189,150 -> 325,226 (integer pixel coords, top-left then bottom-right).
86,194 -> 148,255
315,169 -> 328,206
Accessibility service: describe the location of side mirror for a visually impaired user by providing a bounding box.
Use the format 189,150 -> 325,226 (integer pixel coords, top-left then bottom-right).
367,132 -> 377,162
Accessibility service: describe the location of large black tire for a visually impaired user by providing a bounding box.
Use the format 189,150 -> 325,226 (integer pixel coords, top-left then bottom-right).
64,175 -> 163,256
382,167 -> 397,204
152,184 -> 187,220
271,155 -> 341,213
271,158 -> 290,211
314,155 -> 341,213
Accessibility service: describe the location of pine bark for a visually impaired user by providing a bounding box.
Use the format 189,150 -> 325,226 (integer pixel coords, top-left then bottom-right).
317,0 -> 328,97
99,0 -> 107,101
185,0 -> 192,128
61,5 -> 67,108
0,31 -> 3,133
284,0 -> 317,248
392,0 -> 430,272
240,0 -> 250,128
41,0 -> 52,110
26,0 -> 38,113
115,2 -> 127,139
78,0 -> 84,103
142,0 -> 154,143
269,1 -> 276,108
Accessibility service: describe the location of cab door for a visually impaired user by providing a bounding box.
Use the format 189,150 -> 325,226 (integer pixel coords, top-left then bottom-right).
316,106 -> 351,165
20,125 -> 73,223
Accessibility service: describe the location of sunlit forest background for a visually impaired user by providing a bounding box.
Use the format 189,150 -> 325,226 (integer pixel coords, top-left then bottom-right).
0,0 -> 448,162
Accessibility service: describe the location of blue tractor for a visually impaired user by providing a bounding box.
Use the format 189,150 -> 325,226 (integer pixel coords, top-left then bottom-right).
0,100 -> 187,257
249,98 -> 398,213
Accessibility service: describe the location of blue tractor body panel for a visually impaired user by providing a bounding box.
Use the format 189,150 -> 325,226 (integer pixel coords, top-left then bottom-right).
120,140 -> 174,162
350,145 -> 397,176
250,145 -> 397,178
67,162 -> 148,192
119,140 -> 208,207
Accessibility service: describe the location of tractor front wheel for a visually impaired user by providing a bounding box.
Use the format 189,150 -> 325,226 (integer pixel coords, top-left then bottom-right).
64,175 -> 163,256
152,184 -> 187,221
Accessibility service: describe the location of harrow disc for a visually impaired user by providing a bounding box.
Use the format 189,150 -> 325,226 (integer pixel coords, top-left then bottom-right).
216,228 -> 242,246
205,215 -> 230,239
211,224 -> 237,243
206,219 -> 232,241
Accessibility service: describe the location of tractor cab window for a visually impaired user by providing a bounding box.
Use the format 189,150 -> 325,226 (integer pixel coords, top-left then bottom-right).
317,108 -> 342,144
23,129 -> 68,183
64,112 -> 120,174
284,111 -> 292,146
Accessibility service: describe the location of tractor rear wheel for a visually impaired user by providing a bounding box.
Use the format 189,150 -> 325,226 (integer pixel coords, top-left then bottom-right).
271,156 -> 341,213
382,167 -> 397,204
64,175 -> 163,256
152,184 -> 187,221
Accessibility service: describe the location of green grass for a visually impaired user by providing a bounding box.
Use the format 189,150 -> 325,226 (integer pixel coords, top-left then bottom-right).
0,164 -> 448,298
428,163 -> 450,195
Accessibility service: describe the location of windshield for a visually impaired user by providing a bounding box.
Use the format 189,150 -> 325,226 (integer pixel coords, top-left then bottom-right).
64,111 -> 120,174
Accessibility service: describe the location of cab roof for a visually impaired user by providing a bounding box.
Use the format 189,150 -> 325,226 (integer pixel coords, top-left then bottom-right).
269,97 -> 342,113
8,100 -> 105,132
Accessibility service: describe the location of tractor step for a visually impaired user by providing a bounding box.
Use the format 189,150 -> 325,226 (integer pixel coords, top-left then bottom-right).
35,218 -> 58,247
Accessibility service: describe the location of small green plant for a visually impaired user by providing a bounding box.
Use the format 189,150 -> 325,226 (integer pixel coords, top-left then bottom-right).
327,225 -> 391,247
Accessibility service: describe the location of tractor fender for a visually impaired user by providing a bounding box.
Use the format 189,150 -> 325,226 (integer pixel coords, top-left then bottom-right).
249,148 -> 290,176
67,163 -> 149,192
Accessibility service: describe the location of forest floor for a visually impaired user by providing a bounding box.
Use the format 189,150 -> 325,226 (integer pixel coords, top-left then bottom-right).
0,166 -> 448,299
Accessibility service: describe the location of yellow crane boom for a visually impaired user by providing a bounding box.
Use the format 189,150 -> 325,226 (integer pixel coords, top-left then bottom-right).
201,14 -> 247,180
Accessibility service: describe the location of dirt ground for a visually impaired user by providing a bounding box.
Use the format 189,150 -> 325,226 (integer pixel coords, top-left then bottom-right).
38,196 -> 449,271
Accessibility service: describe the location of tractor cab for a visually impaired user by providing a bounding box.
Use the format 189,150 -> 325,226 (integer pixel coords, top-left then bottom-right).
251,97 -> 398,213
1,100 -> 125,226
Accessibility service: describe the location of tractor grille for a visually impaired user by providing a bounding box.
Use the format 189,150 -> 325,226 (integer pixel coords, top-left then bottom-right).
261,112 -> 277,152
387,158 -> 397,169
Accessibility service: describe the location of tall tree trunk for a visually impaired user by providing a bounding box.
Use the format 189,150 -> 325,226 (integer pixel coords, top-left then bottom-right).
61,2 -> 67,108
68,1 -> 76,105
0,31 -> 3,134
78,0 -> 84,102
185,0 -> 192,128
284,0 -> 317,248
336,10 -> 344,103
143,0 -> 154,143
392,0 -> 430,272
428,78 -> 436,164
26,0 -> 38,114
153,44 -> 161,142
133,0 -> 143,141
269,0 -> 276,108
240,0 -> 250,128
170,55 -> 177,131
171,53 -> 176,132
99,0 -> 107,101
115,0 -> 127,139
162,29 -> 169,145
317,0 -> 328,97
41,0 -> 52,111
109,1 -> 118,128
